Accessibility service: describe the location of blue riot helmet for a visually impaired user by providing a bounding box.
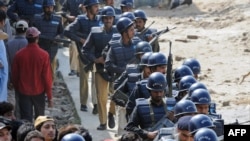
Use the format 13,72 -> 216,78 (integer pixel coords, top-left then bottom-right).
116,17 -> 133,33
194,128 -> 218,141
189,114 -> 215,135
146,72 -> 167,91
174,99 -> 197,117
61,133 -> 85,141
190,89 -> 211,105
120,0 -> 134,7
84,0 -> 100,7
188,82 -> 207,97
183,58 -> 201,76
43,0 -> 55,7
147,52 -> 167,67
174,65 -> 194,82
140,52 -> 152,66
101,6 -> 115,17
178,75 -> 197,92
121,12 -> 136,21
134,9 -> 147,20
135,41 -> 152,55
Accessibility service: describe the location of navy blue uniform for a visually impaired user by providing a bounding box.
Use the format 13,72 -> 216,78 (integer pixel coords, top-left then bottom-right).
61,0 -> 85,19
125,98 -> 175,139
33,13 -> 63,61
7,0 -> 44,24
104,37 -> 141,80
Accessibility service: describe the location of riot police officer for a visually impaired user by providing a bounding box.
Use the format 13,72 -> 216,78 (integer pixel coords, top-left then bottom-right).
174,99 -> 197,121
176,75 -> 197,101
113,42 -> 153,105
64,0 -> 101,112
101,0 -> 122,15
112,42 -> 152,135
188,82 -> 207,98
134,9 -> 160,52
7,0 -> 45,25
193,128 -> 218,141
182,58 -> 201,79
120,0 -> 134,13
33,0 -> 64,80
61,0 -> 85,76
82,5 -> 118,130
173,65 -> 194,90
126,52 -> 168,118
190,89 -> 224,137
104,17 -> 141,129
125,72 -> 175,140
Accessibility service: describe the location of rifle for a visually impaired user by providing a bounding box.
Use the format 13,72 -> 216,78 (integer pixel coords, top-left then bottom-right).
137,21 -> 155,36
39,35 -> 71,44
149,27 -> 176,45
111,78 -> 129,107
147,114 -> 175,132
167,41 -> 173,97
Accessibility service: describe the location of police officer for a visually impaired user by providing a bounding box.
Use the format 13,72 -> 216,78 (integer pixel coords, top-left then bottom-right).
134,9 -> 160,52
126,52 -> 168,118
193,128 -> 218,141
113,42 -> 152,135
61,0 -> 85,76
101,0 -> 122,15
64,0 -> 101,112
124,72 -> 175,140
120,0 -> 134,13
104,16 -> 141,129
190,89 -> 224,137
99,0 -> 122,25
174,99 -> 197,121
182,58 -> 201,79
7,0 -> 45,25
113,42 -> 153,105
173,65 -> 194,90
188,82 -> 207,98
176,75 -> 197,101
33,0 -> 64,80
188,114 -> 215,141
82,5 -> 118,130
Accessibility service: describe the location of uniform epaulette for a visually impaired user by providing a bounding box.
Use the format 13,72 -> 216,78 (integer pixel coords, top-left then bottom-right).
91,27 -> 102,33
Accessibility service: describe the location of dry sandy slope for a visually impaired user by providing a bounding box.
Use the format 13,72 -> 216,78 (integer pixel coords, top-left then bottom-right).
140,0 -> 250,124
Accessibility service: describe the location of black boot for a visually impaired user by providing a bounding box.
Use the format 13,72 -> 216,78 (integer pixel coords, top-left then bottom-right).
97,123 -> 107,130
108,112 -> 115,128
92,104 -> 98,115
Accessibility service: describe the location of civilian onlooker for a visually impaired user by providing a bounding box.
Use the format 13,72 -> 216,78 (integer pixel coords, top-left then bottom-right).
0,9 -> 8,102
0,101 -> 16,120
24,130 -> 45,141
11,27 -> 53,122
6,20 -> 28,119
0,122 -> 12,141
34,116 -> 57,141
16,122 -> 35,141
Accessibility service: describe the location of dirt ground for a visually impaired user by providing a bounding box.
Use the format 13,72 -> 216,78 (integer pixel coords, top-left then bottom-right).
139,0 -> 250,124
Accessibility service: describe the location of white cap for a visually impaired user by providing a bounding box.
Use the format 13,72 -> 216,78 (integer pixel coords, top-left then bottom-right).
15,20 -> 28,30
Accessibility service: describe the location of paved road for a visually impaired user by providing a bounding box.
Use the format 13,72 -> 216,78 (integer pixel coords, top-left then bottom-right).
57,48 -> 120,141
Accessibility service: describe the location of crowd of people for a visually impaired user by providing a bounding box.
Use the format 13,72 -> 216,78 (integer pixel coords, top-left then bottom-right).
0,0 -> 224,141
